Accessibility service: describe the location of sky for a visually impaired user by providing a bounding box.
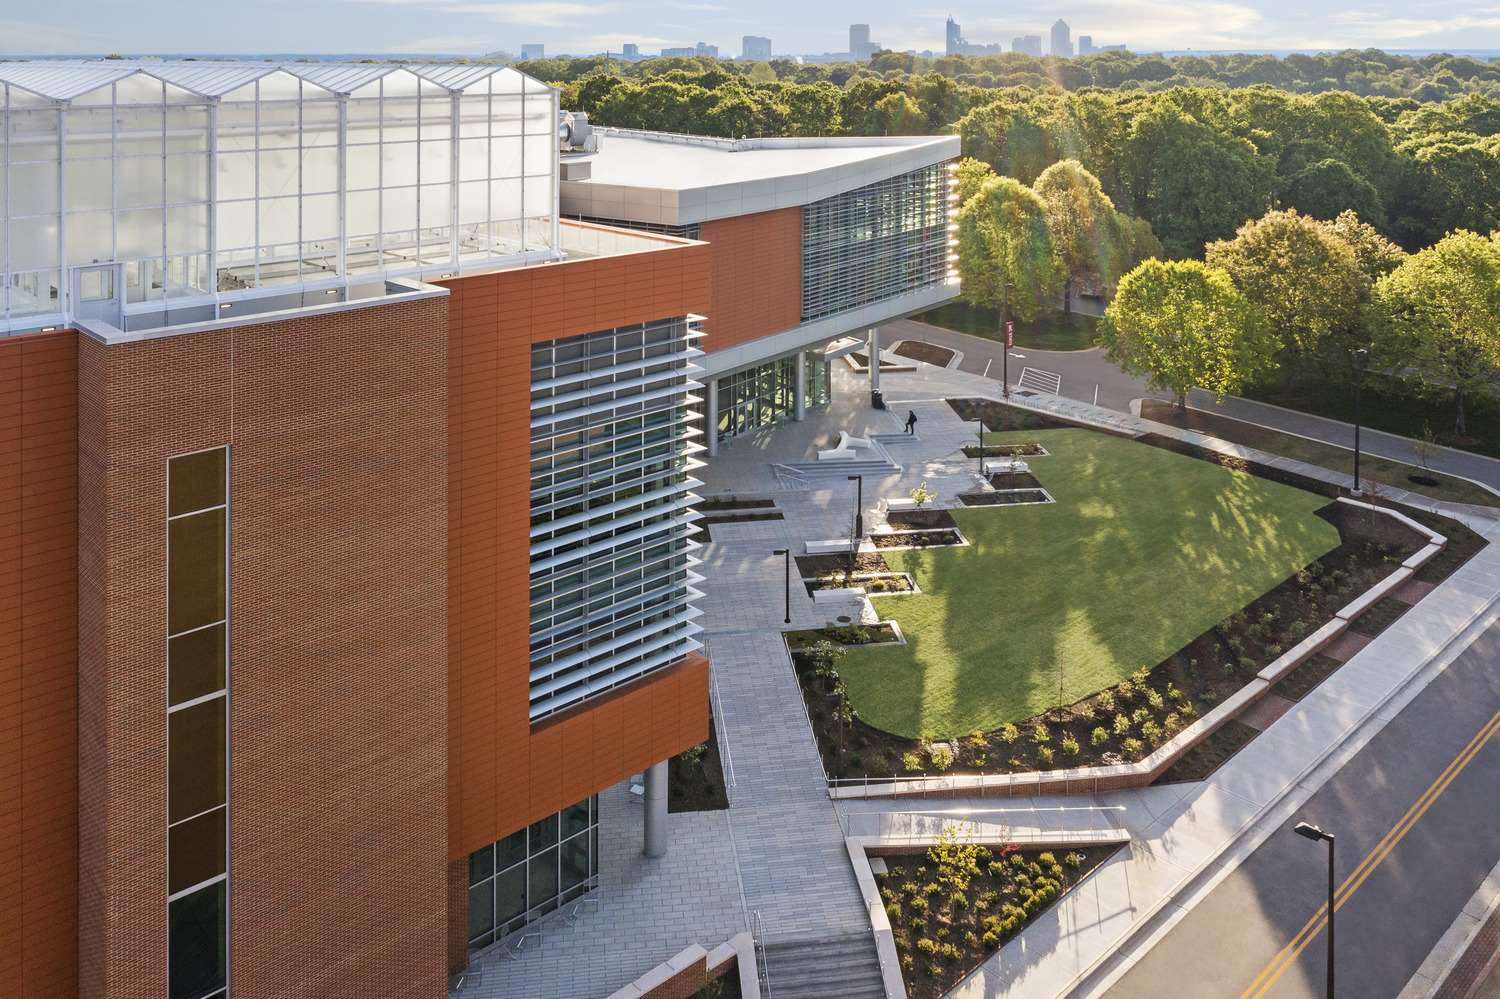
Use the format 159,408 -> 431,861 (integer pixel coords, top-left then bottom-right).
2,0 -> 1498,58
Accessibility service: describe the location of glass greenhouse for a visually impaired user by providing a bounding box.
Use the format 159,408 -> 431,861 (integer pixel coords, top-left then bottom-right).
0,60 -> 560,333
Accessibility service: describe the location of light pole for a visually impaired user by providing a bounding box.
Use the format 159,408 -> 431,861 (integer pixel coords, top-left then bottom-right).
1294,821 -> 1336,998
847,475 -> 864,540
1353,349 -> 1368,495
772,548 -> 791,624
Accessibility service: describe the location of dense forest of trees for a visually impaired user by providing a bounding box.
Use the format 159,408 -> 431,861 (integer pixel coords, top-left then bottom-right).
535,54 -> 1499,254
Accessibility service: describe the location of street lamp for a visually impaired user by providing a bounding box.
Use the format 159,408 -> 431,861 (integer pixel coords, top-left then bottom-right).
1353,349 -> 1368,495
1294,821 -> 1336,999
847,475 -> 864,541
772,548 -> 791,624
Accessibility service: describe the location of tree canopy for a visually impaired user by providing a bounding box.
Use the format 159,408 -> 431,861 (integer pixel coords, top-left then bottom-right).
1376,230 -> 1500,436
955,177 -> 1063,321
1100,259 -> 1275,409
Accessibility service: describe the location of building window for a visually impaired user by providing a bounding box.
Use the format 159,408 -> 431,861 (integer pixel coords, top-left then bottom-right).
714,351 -> 830,443
467,796 -> 599,950
801,164 -> 950,322
526,318 -> 706,720
166,446 -> 229,999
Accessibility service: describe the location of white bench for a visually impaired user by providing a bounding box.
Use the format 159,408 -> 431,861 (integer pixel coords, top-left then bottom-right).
806,539 -> 860,554
817,430 -> 875,461
983,458 -> 1030,475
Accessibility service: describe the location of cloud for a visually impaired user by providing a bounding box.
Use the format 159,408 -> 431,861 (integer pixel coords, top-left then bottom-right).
0,17 -> 115,54
663,2 -> 729,9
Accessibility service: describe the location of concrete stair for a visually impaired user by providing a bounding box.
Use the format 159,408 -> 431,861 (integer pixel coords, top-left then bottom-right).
777,438 -> 903,481
759,934 -> 885,999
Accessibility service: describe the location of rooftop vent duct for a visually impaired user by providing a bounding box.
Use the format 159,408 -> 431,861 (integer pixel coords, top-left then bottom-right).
558,111 -> 600,154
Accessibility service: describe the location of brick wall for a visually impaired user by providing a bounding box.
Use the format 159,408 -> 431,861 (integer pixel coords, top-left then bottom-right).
441,241 -> 713,868
697,208 -> 803,354
0,330 -> 79,999
75,296 -> 451,999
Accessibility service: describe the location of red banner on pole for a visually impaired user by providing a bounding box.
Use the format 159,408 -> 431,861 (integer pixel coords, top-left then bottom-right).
1005,321 -> 1014,349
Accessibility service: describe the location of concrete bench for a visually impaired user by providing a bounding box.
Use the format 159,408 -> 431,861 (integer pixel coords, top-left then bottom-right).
983,458 -> 1030,475
806,539 -> 859,554
817,430 -> 875,461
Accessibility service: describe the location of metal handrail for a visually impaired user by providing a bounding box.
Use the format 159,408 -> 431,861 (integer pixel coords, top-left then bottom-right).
752,910 -> 773,998
710,667 -> 737,798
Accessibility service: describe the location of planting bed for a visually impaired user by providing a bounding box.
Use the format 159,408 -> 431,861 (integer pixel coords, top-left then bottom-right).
887,509 -> 958,531
668,713 -> 729,813
872,529 -> 965,549
1153,720 -> 1260,784
795,551 -> 892,579
961,442 -> 1049,458
893,340 -> 956,367
987,470 -> 1043,491
958,489 -> 1053,507
878,839 -> 1117,999
698,498 -> 776,512
1273,653 -> 1346,701
803,572 -> 916,596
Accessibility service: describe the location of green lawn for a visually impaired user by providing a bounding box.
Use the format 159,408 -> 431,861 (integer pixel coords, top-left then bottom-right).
913,301 -> 1099,352
838,429 -> 1340,739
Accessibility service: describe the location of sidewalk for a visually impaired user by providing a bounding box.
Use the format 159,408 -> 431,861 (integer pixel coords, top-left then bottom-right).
867,373 -> 1500,999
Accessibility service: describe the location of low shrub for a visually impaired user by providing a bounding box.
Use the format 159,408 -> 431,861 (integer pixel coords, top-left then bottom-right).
910,916 -> 924,932
1141,720 -> 1163,747
999,723 -> 1020,744
1147,689 -> 1165,710
916,937 -> 938,956
1032,723 -> 1050,744
902,752 -> 923,773
886,902 -> 901,920
1132,707 -> 1151,726
1091,726 -> 1110,747
1036,745 -> 1054,766
929,745 -> 954,772
951,891 -> 969,910
849,754 -> 863,769
1097,690 -> 1115,712
1122,737 -> 1144,760
1061,734 -> 1080,756
987,860 -> 1005,876
983,929 -> 1001,949
1063,852 -> 1082,869
924,882 -> 943,896
1113,713 -> 1131,736
868,755 -> 888,776
900,953 -> 914,971
1037,852 -> 1055,866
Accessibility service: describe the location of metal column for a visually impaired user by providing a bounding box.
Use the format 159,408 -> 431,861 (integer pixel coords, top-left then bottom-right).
868,328 -> 881,391
705,378 -> 719,458
643,760 -> 668,858
794,351 -> 807,422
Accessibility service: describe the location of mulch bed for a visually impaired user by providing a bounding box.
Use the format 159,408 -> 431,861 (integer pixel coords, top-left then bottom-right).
796,551 -> 891,578
804,572 -> 916,596
849,352 -> 906,370
698,498 -> 776,512
958,490 -> 1051,506
701,511 -> 784,525
880,844 -> 1118,999
947,399 -> 1109,435
894,340 -> 956,367
888,509 -> 958,530
987,471 -> 1042,490
962,443 -> 1047,458
1273,653 -> 1346,701
1348,596 -> 1412,637
872,529 -> 964,549
1153,720 -> 1260,784
795,499 -> 1478,783
668,713 -> 729,813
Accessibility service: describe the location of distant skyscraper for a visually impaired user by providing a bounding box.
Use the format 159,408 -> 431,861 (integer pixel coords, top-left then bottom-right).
850,23 -> 880,60
946,17 -> 963,56
622,43 -> 639,60
521,43 -> 545,61
742,35 -> 772,60
1050,19 -> 1072,57
1078,35 -> 1093,56
661,46 -> 696,57
1013,35 -> 1043,57
695,41 -> 719,58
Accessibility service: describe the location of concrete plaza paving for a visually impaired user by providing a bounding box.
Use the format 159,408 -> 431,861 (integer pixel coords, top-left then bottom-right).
464,355 -> 1500,999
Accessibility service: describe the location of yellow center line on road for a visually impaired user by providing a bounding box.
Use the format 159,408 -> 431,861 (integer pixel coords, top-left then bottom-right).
1237,705 -> 1500,999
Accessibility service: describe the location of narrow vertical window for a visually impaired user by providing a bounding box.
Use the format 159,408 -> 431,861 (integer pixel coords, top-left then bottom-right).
167,447 -> 229,999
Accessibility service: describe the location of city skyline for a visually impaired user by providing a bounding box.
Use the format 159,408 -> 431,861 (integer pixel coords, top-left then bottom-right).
2,0 -> 1498,57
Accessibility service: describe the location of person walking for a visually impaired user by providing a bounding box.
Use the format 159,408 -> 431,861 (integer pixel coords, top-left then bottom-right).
904,410 -> 918,435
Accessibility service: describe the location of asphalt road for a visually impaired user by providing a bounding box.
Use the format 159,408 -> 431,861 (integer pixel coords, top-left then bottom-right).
887,319 -> 1500,495
1102,620 -> 1500,999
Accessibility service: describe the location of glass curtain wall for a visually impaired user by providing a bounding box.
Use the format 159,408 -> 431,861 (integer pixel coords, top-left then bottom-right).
0,63 -> 557,330
527,317 -> 707,720
801,164 -> 949,322
466,795 -> 599,950
714,350 -> 829,443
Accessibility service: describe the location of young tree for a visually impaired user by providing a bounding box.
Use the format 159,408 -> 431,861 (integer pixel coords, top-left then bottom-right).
1206,209 -> 1369,390
1033,159 -> 1129,311
1376,230 -> 1500,437
1100,259 -> 1275,410
955,176 -> 1064,321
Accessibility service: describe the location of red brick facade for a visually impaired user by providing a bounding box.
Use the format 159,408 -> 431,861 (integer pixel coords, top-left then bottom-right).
0,330 -> 80,999
76,297 -> 451,999
698,208 -> 804,354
